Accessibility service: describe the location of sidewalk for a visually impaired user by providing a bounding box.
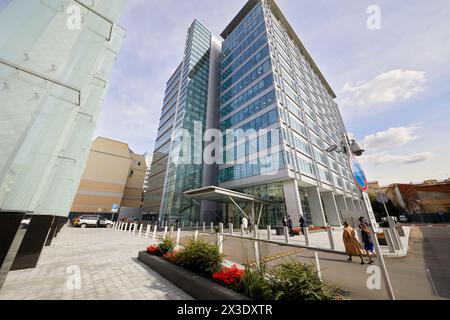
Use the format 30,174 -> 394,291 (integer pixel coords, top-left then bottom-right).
0,227 -> 191,300
220,226 -> 411,257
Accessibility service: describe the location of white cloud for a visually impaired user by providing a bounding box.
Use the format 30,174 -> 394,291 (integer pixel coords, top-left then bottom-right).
340,69 -> 427,109
361,126 -> 419,151
359,126 -> 434,167
364,152 -> 434,166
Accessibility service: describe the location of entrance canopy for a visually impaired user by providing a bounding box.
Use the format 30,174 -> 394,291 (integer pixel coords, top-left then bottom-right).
184,186 -> 271,205
184,186 -> 270,227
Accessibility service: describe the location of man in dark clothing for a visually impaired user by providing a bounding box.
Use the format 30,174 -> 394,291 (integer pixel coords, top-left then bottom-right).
299,215 -> 306,236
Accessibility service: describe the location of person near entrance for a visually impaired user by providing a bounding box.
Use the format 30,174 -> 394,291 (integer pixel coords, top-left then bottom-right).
282,216 -> 288,235
287,215 -> 294,237
343,222 -> 365,265
299,214 -> 307,236
242,216 -> 249,234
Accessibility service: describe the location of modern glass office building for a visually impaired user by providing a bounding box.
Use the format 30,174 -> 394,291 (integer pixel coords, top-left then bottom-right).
148,0 -> 366,227
146,20 -> 222,223
0,0 -> 126,285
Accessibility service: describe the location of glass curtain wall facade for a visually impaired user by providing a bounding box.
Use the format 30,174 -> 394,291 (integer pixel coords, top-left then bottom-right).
218,0 -> 361,227
150,0 -> 364,227
144,63 -> 183,217
157,20 -> 213,224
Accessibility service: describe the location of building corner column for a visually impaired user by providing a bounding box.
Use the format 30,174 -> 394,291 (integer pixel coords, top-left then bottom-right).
306,186 -> 327,227
283,180 -> 303,226
321,191 -> 342,226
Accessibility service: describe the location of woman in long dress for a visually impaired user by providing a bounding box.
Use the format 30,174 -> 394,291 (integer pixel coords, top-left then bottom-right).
343,222 -> 365,265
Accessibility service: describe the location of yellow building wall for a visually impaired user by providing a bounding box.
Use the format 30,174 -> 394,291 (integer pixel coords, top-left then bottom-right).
122,152 -> 146,208
71,137 -> 132,214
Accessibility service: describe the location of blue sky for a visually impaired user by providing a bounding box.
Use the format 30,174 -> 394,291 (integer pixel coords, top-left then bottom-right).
95,0 -> 450,185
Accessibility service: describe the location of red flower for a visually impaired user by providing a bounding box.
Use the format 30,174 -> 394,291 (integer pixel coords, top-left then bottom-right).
212,265 -> 245,292
163,251 -> 179,264
147,245 -> 160,255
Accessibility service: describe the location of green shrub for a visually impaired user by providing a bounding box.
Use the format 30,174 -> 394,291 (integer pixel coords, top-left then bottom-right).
177,239 -> 224,277
159,238 -> 175,255
241,268 -> 273,300
270,262 -> 335,300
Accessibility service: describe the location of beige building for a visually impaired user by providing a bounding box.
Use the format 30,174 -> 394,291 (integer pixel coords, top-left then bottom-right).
70,137 -> 146,218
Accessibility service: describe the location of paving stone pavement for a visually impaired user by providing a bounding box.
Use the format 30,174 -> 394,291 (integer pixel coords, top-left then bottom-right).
0,226 -> 192,300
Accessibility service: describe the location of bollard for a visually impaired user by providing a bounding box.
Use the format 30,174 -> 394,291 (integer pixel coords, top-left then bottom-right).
383,228 -> 396,253
211,222 -> 214,233
196,222 -> 199,231
176,228 -> 181,245
284,226 -> 289,244
117,222 -> 121,230
267,225 -> 272,241
129,223 -> 133,234
145,225 -> 150,238
152,225 -> 157,241
170,226 -> 174,238
327,227 -> 335,250
139,224 -> 143,236
133,224 -> 138,235
203,221 -> 206,232
241,224 -> 245,237
217,233 -> 223,254
304,227 -> 310,247
229,223 -> 233,236
163,226 -> 168,240
254,240 -> 260,270
219,223 -> 224,235
194,230 -> 199,241
391,228 -> 402,250
315,252 -> 323,282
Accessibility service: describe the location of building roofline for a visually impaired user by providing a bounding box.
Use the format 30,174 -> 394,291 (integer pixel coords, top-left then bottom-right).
221,0 -> 337,99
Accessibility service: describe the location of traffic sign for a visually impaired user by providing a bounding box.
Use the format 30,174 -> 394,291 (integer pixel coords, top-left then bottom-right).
112,204 -> 120,213
376,193 -> 390,204
349,156 -> 368,191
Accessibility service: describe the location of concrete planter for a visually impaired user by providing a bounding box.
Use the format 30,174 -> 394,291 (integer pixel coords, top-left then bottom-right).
138,251 -> 250,300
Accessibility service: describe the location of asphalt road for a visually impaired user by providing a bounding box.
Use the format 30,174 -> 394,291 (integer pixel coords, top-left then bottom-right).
407,226 -> 450,299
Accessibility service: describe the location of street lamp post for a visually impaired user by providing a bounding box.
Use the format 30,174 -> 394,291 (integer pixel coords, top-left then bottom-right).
327,134 -> 396,300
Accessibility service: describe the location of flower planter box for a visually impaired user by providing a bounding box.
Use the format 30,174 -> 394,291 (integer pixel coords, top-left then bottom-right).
138,251 -> 249,300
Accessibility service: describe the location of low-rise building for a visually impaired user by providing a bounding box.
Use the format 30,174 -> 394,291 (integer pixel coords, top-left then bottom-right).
70,137 -> 147,219
369,180 -> 450,215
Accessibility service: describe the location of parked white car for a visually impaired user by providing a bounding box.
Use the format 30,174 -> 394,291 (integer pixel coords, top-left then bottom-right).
19,218 -> 31,229
72,215 -> 114,228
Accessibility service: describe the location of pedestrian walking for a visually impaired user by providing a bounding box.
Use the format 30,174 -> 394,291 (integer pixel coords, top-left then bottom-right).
287,215 -> 294,237
299,215 -> 307,236
282,216 -> 288,235
343,222 -> 365,265
359,217 -> 374,264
